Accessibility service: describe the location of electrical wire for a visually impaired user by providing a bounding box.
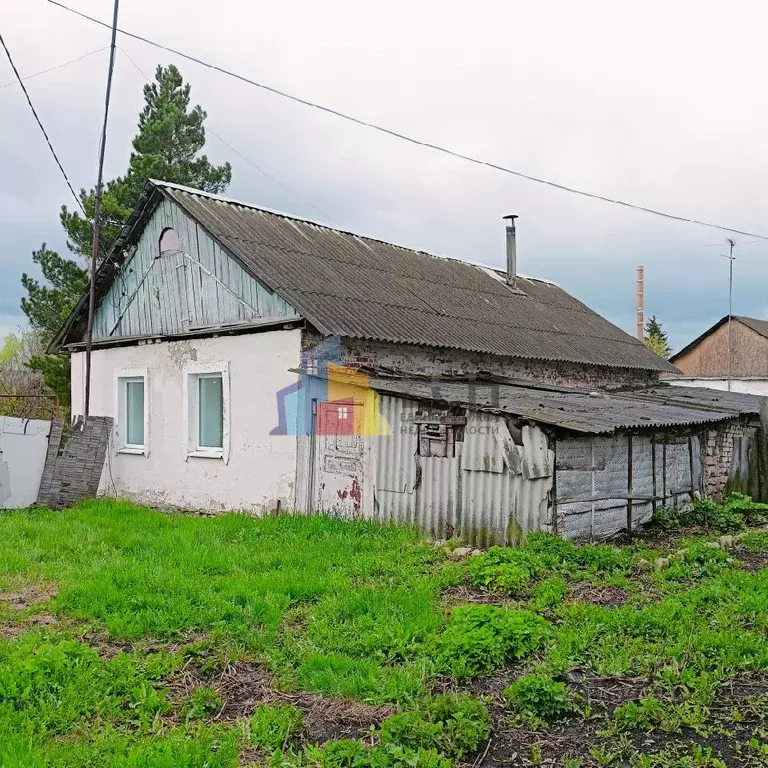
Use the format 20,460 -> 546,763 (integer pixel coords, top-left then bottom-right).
48,0 -> 768,242
0,46 -> 108,89
0,33 -> 125,294
0,31 -> 85,214
117,45 -> 339,225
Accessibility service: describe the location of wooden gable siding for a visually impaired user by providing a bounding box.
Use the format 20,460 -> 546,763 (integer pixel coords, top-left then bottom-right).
92,197 -> 295,341
674,320 -> 768,377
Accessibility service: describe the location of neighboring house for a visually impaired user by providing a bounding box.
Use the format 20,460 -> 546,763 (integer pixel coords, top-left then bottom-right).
668,316 -> 768,396
50,181 -> 765,543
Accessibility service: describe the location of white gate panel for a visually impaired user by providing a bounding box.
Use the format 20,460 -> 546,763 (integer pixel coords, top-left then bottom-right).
0,417 -> 52,509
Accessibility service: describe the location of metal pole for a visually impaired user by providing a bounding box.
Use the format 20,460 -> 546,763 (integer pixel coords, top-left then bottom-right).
83,0 -> 120,420
688,435 -> 695,500
651,434 -> 657,515
725,239 -> 735,393
636,265 -> 644,341
626,435 -> 633,538
590,437 -> 596,541
551,438 -> 558,536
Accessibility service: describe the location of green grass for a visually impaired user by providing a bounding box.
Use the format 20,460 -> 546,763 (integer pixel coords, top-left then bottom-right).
0,500 -> 453,765
1,499 -> 768,766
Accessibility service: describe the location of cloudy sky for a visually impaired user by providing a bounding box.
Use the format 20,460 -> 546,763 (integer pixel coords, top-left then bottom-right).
2,0 -> 768,352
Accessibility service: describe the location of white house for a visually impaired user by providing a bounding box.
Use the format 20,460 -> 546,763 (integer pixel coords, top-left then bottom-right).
51,181 -> 764,543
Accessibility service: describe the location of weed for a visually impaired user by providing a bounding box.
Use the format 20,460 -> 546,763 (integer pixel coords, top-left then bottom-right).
660,542 -> 732,582
380,694 -> 489,760
652,506 -> 681,530
630,743 -> 727,767
432,604 -> 549,679
296,738 -> 452,768
467,533 -> 649,596
723,493 -> 768,526
659,493 -> 768,533
532,577 -> 568,609
250,703 -> 303,751
504,672 -> 578,724
182,686 -> 223,722
740,531 -> 768,553
612,697 -> 665,732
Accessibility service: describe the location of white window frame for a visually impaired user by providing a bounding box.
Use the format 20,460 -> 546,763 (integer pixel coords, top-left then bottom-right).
183,361 -> 230,462
114,368 -> 149,456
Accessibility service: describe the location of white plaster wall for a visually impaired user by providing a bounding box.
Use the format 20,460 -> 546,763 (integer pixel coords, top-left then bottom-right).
0,417 -> 51,508
669,378 -> 768,396
71,330 -> 302,513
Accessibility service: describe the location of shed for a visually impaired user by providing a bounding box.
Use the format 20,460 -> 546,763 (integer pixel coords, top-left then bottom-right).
296,371 -> 765,545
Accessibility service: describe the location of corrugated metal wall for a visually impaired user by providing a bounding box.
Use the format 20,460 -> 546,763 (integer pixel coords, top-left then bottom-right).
308,393 -> 722,545
370,396 -> 553,546
93,198 -> 295,341
556,433 -> 700,540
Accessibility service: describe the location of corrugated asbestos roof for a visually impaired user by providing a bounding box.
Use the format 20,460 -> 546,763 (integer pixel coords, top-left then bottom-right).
366,378 -> 762,434
53,180 -> 676,372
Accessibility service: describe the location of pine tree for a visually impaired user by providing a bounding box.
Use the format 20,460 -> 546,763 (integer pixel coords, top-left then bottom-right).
644,315 -> 671,359
20,65 -> 232,407
59,65 -> 232,261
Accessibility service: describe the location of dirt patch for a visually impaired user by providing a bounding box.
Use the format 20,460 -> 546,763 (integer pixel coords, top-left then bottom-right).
0,582 -> 61,640
0,612 -> 61,641
80,631 -> 207,660
77,630 -> 135,659
733,547 -> 768,572
166,661 -> 394,744
461,671 -> 599,767
442,585 -> 513,607
0,583 -> 58,611
568,583 -> 628,606
448,666 -> 767,767
567,670 -> 650,711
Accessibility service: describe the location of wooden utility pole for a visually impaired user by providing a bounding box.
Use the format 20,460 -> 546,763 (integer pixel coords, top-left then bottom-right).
84,0 -> 120,420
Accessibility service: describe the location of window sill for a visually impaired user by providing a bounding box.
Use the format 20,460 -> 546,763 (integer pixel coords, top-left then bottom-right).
118,446 -> 147,456
187,449 -> 224,460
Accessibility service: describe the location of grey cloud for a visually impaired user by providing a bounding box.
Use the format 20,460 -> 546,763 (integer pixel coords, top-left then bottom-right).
2,0 -> 768,355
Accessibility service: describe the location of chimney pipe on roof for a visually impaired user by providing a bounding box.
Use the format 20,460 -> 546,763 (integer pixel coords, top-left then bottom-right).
503,215 -> 518,285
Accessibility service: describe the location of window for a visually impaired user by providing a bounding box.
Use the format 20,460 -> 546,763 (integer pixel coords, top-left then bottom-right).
115,369 -> 148,455
159,227 -> 180,254
126,379 -> 145,446
184,362 -> 230,461
415,411 -> 466,459
198,374 -> 223,448
418,422 -> 455,458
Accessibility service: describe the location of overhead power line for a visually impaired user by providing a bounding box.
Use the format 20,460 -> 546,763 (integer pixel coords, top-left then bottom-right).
0,31 -> 84,213
48,0 -> 768,242
0,46 -> 108,89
